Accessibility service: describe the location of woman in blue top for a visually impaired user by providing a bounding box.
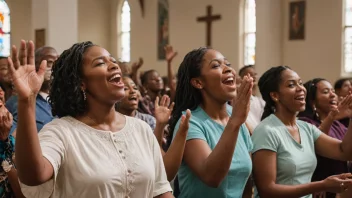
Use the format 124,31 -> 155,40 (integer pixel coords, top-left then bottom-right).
252,66 -> 352,198
168,47 -> 254,198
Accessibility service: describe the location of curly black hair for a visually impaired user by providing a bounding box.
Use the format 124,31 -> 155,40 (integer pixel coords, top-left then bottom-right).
167,47 -> 209,145
48,41 -> 96,118
298,78 -> 326,120
258,66 -> 291,120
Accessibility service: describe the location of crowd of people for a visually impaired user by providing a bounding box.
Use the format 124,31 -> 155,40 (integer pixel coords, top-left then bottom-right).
0,39 -> 351,198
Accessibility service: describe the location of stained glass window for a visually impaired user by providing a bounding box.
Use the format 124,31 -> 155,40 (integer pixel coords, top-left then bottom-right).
244,0 -> 256,66
119,0 -> 130,62
344,0 -> 352,73
0,0 -> 10,57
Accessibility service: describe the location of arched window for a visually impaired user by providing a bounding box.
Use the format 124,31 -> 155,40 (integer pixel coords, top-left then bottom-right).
244,0 -> 256,66
344,0 -> 352,73
119,0 -> 130,62
0,0 -> 10,57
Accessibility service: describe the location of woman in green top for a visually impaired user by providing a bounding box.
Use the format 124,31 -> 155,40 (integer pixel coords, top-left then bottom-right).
252,66 -> 352,198
168,47 -> 254,198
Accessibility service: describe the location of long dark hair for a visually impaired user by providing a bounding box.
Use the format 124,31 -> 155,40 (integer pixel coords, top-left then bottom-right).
49,41 -> 95,118
168,47 -> 209,144
258,66 -> 291,120
298,78 -> 326,120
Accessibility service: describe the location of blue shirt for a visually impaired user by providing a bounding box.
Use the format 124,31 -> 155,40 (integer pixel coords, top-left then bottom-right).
172,105 -> 253,198
6,94 -> 54,134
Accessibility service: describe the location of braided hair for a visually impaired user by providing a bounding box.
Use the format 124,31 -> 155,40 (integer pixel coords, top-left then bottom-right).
48,41 -> 96,118
258,66 -> 291,120
168,47 -> 209,144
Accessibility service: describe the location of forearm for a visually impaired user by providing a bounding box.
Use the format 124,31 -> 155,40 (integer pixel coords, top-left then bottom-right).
260,181 -> 324,198
131,69 -> 142,88
7,168 -> 25,198
341,118 -> 352,160
202,119 -> 241,184
154,123 -> 167,147
318,115 -> 334,135
242,176 -> 253,198
167,63 -> 175,101
16,98 -> 46,183
163,130 -> 187,181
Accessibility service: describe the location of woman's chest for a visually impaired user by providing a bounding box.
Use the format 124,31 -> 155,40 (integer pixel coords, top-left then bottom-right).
59,131 -> 155,194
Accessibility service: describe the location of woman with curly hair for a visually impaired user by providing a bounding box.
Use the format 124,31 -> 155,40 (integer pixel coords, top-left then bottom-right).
9,40 -> 173,198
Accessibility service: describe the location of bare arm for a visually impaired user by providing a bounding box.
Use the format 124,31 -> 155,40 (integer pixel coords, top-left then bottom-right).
154,192 -> 174,198
9,41 -> 54,186
252,150 -> 325,197
164,45 -> 177,101
183,120 -> 242,187
7,168 -> 25,198
315,119 -> 352,161
182,75 -> 253,187
162,110 -> 190,181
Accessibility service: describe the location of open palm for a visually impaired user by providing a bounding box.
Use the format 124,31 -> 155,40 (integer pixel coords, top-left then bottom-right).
337,94 -> 352,118
154,95 -> 174,125
8,40 -> 46,100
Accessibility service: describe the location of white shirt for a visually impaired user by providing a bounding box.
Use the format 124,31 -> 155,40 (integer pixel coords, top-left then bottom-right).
246,95 -> 265,131
39,91 -> 49,101
20,116 -> 172,198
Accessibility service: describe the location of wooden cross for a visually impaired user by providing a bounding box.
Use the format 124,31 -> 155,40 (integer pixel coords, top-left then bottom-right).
196,5 -> 221,47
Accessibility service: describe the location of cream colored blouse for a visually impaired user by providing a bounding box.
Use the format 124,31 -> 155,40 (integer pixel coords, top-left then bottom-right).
20,116 -> 172,198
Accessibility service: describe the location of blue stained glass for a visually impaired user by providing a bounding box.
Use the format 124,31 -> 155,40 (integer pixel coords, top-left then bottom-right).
0,0 -> 10,57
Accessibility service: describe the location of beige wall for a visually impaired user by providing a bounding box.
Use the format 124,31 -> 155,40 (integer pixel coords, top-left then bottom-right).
78,0 -> 111,51
7,0 -> 348,83
282,0 -> 344,83
7,0 -> 32,47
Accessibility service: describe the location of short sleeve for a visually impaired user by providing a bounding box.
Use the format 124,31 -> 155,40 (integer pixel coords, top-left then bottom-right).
241,124 -> 253,152
251,126 -> 280,153
173,116 -> 206,142
148,125 -> 172,197
309,123 -> 322,141
20,121 -> 66,198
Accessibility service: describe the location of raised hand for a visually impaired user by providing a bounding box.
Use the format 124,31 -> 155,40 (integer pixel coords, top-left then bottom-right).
322,173 -> 352,193
154,95 -> 175,125
8,40 -> 47,101
177,109 -> 191,136
0,101 -> 12,141
231,74 -> 253,126
337,93 -> 352,118
164,45 -> 178,63
131,57 -> 144,72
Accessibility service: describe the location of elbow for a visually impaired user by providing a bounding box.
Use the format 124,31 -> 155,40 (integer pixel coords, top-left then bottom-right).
18,171 -> 49,186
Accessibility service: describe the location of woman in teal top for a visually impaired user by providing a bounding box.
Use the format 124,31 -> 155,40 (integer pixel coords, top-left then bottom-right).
168,47 -> 254,198
251,66 -> 352,198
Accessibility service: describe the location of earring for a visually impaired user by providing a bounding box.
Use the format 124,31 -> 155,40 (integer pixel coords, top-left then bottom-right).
82,90 -> 87,101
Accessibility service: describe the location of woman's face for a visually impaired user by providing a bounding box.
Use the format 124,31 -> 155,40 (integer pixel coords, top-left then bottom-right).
80,46 -> 125,105
338,80 -> 352,98
275,69 -> 307,113
314,80 -> 338,115
118,77 -> 140,111
194,49 -> 237,103
0,86 -> 5,102
145,71 -> 164,92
